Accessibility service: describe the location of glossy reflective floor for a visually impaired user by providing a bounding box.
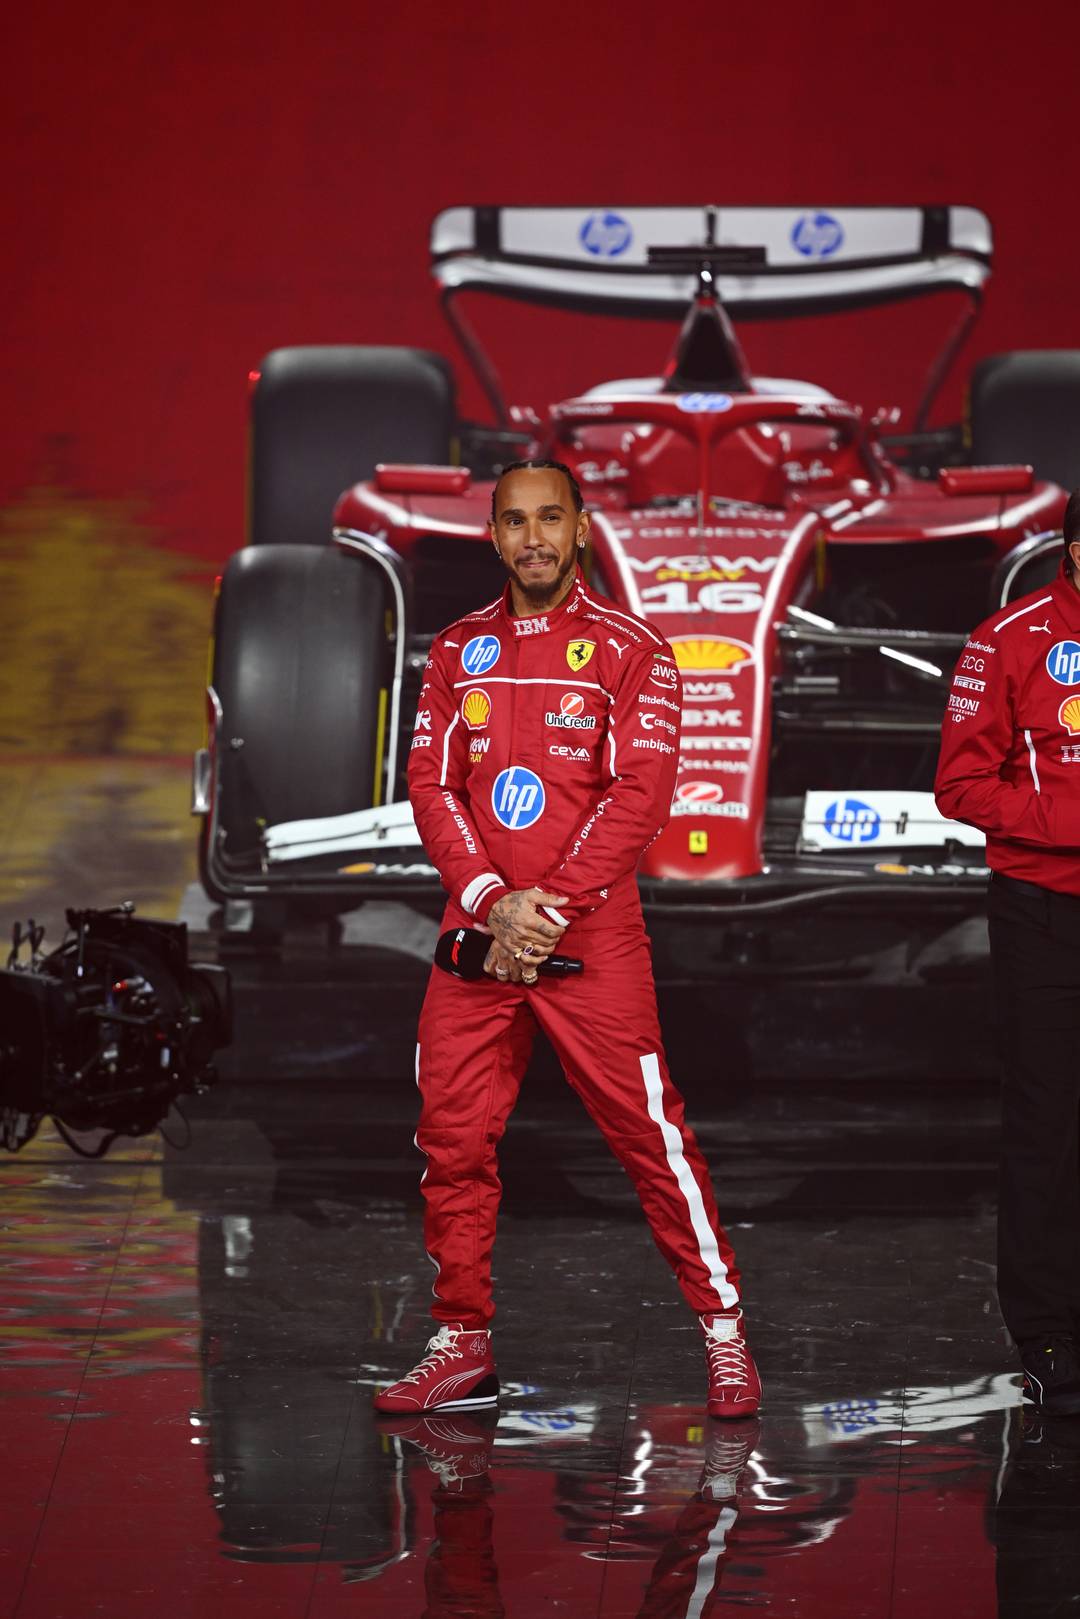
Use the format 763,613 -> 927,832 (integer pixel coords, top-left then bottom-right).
3,928 -> 1078,1618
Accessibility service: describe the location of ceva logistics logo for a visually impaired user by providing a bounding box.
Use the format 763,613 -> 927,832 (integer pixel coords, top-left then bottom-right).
791,212 -> 845,259
579,211 -> 633,257
1046,641 -> 1080,685
824,797 -> 880,844
461,635 -> 501,676
491,766 -> 545,830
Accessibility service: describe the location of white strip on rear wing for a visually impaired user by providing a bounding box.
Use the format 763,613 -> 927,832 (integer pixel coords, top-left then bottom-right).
431,205 -> 991,317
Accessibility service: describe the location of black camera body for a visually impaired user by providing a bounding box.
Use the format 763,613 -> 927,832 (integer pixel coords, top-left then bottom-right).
0,905 -> 231,1154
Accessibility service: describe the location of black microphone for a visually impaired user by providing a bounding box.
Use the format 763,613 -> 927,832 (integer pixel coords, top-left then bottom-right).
434,927 -> 584,981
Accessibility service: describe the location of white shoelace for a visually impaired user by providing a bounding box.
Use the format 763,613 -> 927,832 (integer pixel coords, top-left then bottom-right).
400,1325 -> 462,1387
704,1321 -> 749,1386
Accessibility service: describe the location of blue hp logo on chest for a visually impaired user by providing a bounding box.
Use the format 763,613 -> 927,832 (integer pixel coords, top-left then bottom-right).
1046,641 -> 1080,685
461,635 -> 501,676
491,767 -> 545,830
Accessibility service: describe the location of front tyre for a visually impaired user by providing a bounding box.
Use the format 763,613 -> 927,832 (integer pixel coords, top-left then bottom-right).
201,544 -> 390,899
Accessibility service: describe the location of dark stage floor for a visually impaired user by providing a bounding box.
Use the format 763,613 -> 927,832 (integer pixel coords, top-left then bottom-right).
3,928 -> 1078,1618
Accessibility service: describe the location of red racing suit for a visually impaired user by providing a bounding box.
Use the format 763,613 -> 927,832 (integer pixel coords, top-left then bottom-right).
407,570 -> 742,1328
935,562 -> 1080,894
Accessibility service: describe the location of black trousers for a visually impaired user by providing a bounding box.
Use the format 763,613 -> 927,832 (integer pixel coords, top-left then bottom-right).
988,872 -> 1080,1344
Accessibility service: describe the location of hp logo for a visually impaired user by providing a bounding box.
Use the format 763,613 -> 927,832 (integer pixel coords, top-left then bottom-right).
579,211 -> 633,258
491,767 -> 545,830
1046,641 -> 1080,685
461,635 -> 501,676
791,212 -> 845,259
824,797 -> 880,845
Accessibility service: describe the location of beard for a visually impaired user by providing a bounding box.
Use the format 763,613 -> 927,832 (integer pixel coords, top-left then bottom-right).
504,547 -> 578,607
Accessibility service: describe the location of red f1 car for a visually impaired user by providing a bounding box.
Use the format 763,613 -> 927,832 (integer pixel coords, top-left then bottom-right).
193,205 -> 1079,974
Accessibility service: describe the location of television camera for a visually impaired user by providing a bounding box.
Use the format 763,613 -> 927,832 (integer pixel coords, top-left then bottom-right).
0,904 -> 231,1156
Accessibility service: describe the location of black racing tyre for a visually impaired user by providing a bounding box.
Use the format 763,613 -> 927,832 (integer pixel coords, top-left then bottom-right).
991,532 -> 1063,609
206,544 -> 390,869
249,346 -> 455,547
969,351 -> 1080,494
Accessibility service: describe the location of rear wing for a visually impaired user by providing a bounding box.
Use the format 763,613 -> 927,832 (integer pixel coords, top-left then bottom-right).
431,205 -> 991,319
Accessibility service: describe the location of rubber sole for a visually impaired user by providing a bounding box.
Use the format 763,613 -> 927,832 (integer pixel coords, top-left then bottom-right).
373,1373 -> 500,1415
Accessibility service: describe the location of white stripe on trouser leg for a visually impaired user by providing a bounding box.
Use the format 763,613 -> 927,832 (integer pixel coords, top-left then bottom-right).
639,1052 -> 738,1309
688,1507 -> 737,1619
414,1042 -> 442,1299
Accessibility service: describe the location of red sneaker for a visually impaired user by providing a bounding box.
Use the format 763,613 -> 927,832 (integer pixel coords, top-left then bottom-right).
373,1323 -> 499,1414
699,1416 -> 760,1500
701,1310 -> 762,1419
374,1412 -> 497,1490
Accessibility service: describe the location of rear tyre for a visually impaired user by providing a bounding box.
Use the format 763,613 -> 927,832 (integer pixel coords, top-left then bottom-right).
249,346 -> 455,547
992,532 -> 1062,609
969,351 -> 1080,493
202,545 -> 390,896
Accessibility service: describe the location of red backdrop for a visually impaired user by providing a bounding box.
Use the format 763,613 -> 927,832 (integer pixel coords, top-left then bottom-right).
5,0 -> 1080,564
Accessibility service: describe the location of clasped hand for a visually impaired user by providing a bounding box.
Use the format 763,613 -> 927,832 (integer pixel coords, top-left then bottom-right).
483,888 -> 568,985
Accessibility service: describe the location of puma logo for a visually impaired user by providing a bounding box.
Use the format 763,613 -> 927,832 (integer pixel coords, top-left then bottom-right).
608,638 -> 629,659
1029,621 -> 1051,634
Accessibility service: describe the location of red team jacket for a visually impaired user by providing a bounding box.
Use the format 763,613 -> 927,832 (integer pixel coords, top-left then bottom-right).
407,572 -> 681,934
935,562 -> 1080,897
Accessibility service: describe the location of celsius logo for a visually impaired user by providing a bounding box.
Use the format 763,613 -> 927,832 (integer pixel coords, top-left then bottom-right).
824,797 -> 880,844
1046,640 -> 1080,685
791,212 -> 845,259
677,393 -> 734,414
491,766 -> 545,830
461,635 -> 501,676
579,211 -> 633,257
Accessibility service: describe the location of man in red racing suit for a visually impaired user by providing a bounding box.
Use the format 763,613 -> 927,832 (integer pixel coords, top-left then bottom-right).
935,492 -> 1080,1414
374,460 -> 760,1421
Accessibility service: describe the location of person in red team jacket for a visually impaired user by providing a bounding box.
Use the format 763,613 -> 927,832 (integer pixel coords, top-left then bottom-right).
936,488 -> 1080,1416
374,460 -> 760,1420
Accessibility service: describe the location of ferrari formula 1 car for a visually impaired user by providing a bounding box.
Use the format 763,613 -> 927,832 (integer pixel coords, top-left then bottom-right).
192,205 -> 1080,974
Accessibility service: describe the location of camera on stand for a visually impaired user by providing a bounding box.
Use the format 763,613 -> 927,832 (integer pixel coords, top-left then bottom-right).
0,903 -> 231,1156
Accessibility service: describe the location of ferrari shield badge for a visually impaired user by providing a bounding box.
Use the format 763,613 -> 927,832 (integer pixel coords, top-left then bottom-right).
566,638 -> 596,672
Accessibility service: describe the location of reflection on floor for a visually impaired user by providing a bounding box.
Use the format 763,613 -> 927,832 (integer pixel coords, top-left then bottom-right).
3,939 -> 1076,1619
0,759 -> 196,941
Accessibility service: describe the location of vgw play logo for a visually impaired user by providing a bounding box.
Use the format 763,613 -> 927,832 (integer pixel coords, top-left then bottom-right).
579,211 -> 633,257
791,212 -> 845,259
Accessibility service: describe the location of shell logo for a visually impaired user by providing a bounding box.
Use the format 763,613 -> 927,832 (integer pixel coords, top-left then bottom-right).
670,636 -> 754,674
560,692 -> 585,718
461,688 -> 492,729
1060,696 -> 1080,736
